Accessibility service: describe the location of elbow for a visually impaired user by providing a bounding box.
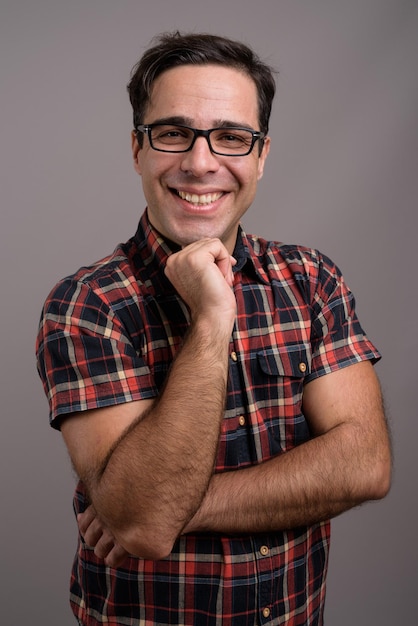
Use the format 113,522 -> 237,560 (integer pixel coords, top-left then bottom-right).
373,457 -> 392,500
364,451 -> 392,502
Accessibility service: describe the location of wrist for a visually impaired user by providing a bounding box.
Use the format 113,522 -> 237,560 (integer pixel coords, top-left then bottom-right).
191,309 -> 235,341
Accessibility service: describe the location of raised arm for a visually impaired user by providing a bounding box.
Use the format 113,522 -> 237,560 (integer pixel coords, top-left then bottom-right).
183,359 -> 392,534
61,238 -> 237,560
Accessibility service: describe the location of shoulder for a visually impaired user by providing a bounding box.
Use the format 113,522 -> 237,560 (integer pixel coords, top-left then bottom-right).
42,244 -> 140,315
245,233 -> 342,288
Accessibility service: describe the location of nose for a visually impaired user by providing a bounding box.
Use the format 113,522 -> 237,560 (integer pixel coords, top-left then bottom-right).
180,136 -> 220,176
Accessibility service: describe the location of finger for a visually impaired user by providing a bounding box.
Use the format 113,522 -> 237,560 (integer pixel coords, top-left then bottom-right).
105,543 -> 131,568
182,238 -> 234,281
77,504 -> 97,535
225,255 -> 237,287
219,254 -> 236,287
165,238 -> 237,321
93,529 -> 116,560
173,238 -> 230,267
208,243 -> 236,284
80,515 -> 105,548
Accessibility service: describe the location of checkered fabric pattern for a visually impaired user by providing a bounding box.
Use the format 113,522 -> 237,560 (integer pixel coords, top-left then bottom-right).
36,211 -> 381,625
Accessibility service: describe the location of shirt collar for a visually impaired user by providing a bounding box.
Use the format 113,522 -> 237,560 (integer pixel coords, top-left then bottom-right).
132,210 -> 270,286
133,210 -> 181,267
233,228 -> 271,286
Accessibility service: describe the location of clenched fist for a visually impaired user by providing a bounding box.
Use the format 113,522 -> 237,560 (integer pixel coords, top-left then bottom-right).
165,238 -> 237,334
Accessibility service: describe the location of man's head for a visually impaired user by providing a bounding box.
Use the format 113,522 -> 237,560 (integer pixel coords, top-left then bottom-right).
128,32 -> 276,140
128,33 -> 276,252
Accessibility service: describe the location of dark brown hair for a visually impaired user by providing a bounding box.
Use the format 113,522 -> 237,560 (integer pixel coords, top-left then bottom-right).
127,32 -> 276,136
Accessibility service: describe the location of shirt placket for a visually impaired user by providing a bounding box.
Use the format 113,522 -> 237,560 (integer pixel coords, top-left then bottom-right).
253,538 -> 276,624
227,338 -> 276,625
227,342 -> 253,465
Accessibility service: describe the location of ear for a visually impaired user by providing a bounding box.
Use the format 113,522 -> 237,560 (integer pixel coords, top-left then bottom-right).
257,136 -> 271,181
131,130 -> 142,175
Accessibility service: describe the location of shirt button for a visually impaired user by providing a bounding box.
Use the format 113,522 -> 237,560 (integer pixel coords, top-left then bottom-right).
262,607 -> 271,618
298,362 -> 307,373
230,351 -> 238,362
239,415 -> 246,426
260,545 -> 269,556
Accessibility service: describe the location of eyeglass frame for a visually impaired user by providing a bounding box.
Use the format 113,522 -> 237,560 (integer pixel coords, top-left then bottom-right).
135,123 -> 266,156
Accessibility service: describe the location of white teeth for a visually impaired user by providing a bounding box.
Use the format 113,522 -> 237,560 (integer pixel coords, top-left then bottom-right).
177,190 -> 223,205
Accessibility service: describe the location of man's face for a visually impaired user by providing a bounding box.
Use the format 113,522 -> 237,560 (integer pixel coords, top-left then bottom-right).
132,64 -> 270,253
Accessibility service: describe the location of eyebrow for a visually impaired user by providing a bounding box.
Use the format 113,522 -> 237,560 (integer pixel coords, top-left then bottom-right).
147,116 -> 257,130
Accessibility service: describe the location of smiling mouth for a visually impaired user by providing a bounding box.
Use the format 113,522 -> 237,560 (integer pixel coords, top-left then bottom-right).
174,189 -> 224,206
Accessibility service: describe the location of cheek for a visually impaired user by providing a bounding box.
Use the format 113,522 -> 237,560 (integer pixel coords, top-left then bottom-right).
136,147 -> 159,177
229,161 -> 254,186
138,151 -> 177,183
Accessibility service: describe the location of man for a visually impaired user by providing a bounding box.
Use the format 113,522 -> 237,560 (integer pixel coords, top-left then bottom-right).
36,32 -> 391,626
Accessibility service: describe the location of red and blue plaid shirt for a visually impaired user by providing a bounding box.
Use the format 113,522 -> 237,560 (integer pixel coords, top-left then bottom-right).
36,211 -> 380,625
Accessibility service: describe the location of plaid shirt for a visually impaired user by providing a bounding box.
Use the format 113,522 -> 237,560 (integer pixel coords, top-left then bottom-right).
36,211 -> 380,626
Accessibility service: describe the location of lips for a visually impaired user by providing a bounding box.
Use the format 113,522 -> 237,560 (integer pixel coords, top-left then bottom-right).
175,190 -> 224,206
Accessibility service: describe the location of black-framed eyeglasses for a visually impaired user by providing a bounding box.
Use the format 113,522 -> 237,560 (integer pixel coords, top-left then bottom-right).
135,123 -> 265,156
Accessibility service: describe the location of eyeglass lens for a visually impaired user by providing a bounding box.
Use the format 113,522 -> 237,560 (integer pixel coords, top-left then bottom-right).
149,125 -> 256,155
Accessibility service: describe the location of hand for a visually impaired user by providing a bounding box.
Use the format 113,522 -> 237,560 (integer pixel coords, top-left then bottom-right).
77,505 -> 130,568
165,238 -> 237,329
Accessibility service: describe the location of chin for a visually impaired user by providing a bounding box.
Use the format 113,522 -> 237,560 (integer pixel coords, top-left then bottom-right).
170,226 -> 222,247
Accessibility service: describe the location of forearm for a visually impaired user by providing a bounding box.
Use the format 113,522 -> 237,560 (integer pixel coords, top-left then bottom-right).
77,424 -> 366,566
62,239 -> 238,560
185,421 -> 391,535
90,319 -> 231,558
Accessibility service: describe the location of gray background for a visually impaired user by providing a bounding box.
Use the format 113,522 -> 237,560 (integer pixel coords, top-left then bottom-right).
1,0 -> 417,624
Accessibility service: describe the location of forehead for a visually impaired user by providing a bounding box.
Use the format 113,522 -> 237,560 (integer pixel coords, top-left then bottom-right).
145,64 -> 260,127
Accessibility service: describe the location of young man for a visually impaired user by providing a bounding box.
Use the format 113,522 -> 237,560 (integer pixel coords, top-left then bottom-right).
36,32 -> 391,626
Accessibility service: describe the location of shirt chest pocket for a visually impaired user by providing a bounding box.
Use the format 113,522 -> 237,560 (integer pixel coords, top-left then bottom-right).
253,344 -> 312,451
256,344 -> 311,379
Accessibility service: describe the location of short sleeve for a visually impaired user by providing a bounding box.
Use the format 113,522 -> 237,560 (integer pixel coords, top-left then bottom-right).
36,277 -> 158,429
304,252 -> 381,382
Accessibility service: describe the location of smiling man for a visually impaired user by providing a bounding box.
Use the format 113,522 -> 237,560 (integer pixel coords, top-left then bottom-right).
36,32 -> 391,626
133,63 -> 269,251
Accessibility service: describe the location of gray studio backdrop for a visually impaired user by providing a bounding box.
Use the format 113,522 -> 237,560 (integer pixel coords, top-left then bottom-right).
1,1 -> 417,624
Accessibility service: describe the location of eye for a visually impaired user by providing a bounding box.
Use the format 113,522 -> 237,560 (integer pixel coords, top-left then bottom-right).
221,133 -> 245,143
214,129 -> 252,147
162,129 -> 186,138
153,125 -> 191,143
